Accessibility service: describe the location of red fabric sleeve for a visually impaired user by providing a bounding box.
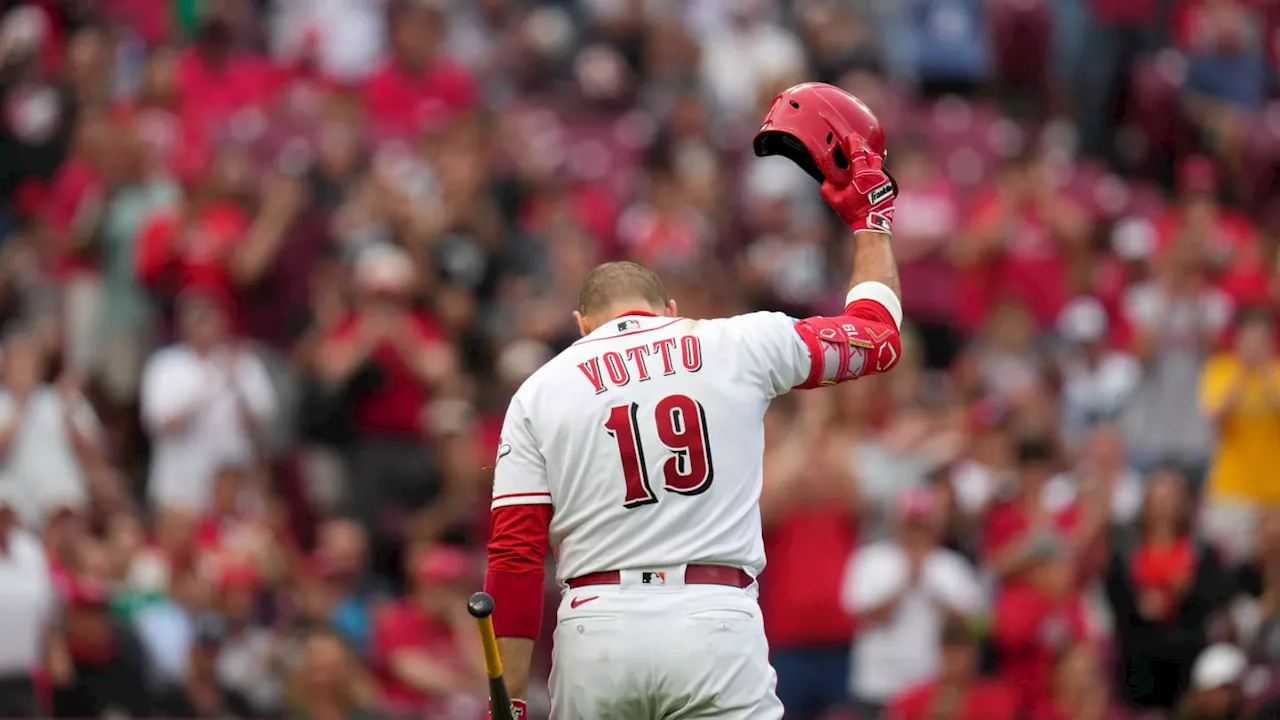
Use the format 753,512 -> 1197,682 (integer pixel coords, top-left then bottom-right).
485,504 -> 552,640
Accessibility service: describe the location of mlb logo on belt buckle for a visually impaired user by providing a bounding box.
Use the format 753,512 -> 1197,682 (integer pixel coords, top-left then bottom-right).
641,571 -> 666,585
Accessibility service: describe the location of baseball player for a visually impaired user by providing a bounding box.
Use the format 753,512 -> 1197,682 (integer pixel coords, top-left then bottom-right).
484,82 -> 903,719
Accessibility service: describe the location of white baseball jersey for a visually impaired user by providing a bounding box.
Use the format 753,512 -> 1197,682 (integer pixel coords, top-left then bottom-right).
492,295 -> 899,585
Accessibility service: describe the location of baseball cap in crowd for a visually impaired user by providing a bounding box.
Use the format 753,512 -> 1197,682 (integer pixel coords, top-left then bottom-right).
1056,296 -> 1108,345
1111,216 -> 1156,261
413,545 -> 471,586
1192,643 -> 1247,690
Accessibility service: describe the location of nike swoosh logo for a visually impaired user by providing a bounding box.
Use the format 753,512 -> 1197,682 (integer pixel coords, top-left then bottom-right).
570,595 -> 599,609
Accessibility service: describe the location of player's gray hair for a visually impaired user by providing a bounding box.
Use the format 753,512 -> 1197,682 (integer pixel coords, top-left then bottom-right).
577,261 -> 669,315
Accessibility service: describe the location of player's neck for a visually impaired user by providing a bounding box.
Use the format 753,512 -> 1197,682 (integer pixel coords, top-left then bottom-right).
582,302 -> 664,334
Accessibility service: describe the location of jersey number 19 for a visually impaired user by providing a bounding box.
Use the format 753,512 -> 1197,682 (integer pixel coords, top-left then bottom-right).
604,394 -> 715,508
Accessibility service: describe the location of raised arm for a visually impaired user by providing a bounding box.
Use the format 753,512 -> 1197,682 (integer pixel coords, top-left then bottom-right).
788,145 -> 904,388
728,147 -> 903,396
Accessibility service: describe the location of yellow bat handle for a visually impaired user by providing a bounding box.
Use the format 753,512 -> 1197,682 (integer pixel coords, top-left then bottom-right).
476,613 -> 504,680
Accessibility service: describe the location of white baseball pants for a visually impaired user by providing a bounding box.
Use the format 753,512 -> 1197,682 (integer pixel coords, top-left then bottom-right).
548,567 -> 784,720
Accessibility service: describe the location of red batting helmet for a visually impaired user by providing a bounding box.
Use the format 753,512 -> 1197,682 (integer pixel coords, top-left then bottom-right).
753,82 -> 887,188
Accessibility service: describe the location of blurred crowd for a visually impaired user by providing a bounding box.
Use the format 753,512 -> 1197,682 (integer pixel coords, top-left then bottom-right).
2,0 -> 1280,719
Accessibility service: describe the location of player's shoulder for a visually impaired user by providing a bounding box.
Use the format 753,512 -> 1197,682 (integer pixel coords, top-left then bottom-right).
707,310 -> 799,337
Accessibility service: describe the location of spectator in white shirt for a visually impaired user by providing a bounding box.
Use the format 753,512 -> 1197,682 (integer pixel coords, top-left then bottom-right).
270,0 -> 389,82
841,486 -> 984,715
140,290 -> 277,515
1056,296 -> 1142,451
0,485 -> 56,716
0,328 -> 102,527
699,0 -> 806,126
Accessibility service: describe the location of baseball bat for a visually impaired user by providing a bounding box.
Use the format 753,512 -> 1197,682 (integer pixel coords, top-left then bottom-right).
468,591 -> 515,720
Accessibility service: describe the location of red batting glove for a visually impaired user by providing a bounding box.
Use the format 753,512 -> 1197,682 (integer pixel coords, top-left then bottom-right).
819,145 -> 896,236
488,698 -> 527,719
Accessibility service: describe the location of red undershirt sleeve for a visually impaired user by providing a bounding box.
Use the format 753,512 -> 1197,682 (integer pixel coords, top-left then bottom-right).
484,503 -> 552,639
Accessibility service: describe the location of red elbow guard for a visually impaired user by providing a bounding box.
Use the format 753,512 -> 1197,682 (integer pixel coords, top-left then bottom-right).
794,299 -> 901,388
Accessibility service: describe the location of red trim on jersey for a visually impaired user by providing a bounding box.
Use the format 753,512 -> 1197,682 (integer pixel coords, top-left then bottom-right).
485,504 -> 552,639
492,491 -> 553,503
572,318 -> 683,346
613,310 -> 658,319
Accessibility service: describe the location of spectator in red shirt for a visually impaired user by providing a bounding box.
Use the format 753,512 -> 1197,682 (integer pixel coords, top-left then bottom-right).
991,537 -> 1091,714
759,390 -> 859,720
313,243 -> 456,564
1155,157 -> 1256,277
888,616 -> 1017,720
983,436 -> 1082,585
362,1 -> 477,139
1104,465 -> 1229,713
956,153 -> 1091,332
371,544 -> 486,717
174,5 -> 275,155
134,142 -> 256,324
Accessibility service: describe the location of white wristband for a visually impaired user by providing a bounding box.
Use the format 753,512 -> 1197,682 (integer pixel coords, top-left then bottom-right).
846,281 -> 903,330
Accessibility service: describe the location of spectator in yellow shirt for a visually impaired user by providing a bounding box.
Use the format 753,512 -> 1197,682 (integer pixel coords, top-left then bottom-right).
1199,309 -> 1280,563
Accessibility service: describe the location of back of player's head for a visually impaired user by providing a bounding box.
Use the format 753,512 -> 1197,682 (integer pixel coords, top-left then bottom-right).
577,261 -> 669,315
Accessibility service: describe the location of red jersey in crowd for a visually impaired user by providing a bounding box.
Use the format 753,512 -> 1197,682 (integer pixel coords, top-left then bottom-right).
175,48 -> 276,146
1155,204 -> 1255,261
371,601 -> 466,713
324,311 -> 447,437
959,191 -> 1073,331
888,679 -> 1018,720
983,498 -> 1081,564
761,507 -> 858,647
362,59 -> 477,138
134,201 -> 250,311
991,583 -> 1089,711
